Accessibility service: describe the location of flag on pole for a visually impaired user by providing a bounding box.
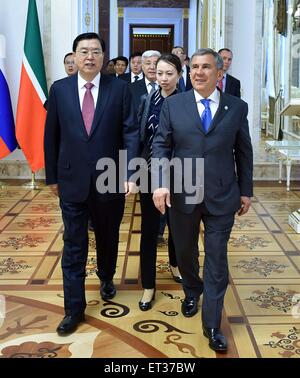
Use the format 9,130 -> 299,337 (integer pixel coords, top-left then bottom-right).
16,0 -> 48,173
0,35 -> 17,159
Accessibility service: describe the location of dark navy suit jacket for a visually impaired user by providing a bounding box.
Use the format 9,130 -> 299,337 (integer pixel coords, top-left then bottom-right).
129,78 -> 148,114
44,73 -> 139,203
152,90 -> 253,215
225,74 -> 241,98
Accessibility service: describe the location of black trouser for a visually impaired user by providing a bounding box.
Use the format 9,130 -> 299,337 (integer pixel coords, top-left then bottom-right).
60,191 -> 124,316
140,192 -> 178,288
169,204 -> 234,328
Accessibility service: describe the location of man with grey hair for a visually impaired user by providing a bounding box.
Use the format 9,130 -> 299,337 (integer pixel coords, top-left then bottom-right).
152,48 -> 253,352
129,50 -> 161,113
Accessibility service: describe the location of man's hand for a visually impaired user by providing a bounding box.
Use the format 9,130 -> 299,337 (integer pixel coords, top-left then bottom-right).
153,188 -> 171,214
49,184 -> 59,197
124,182 -> 139,197
237,196 -> 251,216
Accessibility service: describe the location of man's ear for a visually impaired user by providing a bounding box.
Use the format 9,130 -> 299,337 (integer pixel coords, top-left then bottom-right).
217,69 -> 224,81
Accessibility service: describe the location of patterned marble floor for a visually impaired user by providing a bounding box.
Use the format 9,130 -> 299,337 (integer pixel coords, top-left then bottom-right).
0,184 -> 300,358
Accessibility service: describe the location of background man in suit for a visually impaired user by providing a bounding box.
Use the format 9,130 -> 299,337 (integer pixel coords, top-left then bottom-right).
129,50 -> 161,114
218,48 -> 241,98
106,59 -> 116,74
152,48 -> 253,352
114,56 -> 129,77
63,52 -> 78,76
119,52 -> 143,83
44,32 -> 139,335
172,46 -> 192,91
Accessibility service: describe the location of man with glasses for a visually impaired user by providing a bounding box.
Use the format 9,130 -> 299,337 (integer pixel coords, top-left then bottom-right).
44,33 -> 139,335
129,50 -> 161,114
172,46 -> 192,92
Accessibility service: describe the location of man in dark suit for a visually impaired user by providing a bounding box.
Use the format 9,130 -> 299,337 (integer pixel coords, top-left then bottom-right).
44,33 -> 139,335
152,48 -> 253,352
119,52 -> 143,84
172,46 -> 192,92
218,48 -> 241,98
129,50 -> 161,114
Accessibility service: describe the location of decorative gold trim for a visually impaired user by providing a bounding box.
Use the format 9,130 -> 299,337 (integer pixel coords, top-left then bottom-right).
85,0 -> 91,32
133,34 -> 169,38
183,8 -> 189,19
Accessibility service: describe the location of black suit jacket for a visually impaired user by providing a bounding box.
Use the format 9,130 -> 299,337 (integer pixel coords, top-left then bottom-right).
225,74 -> 241,98
118,72 -> 131,83
44,73 -> 139,203
152,90 -> 253,215
129,78 -> 148,114
185,66 -> 192,91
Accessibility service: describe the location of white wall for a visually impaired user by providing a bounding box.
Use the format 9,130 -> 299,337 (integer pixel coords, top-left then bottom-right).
50,0 -> 79,82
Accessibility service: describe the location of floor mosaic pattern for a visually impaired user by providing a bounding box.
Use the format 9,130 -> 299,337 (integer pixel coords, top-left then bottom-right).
0,184 -> 300,358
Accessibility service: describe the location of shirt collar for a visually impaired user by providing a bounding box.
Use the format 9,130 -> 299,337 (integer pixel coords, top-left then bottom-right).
194,88 -> 220,104
131,72 -> 143,79
78,72 -> 101,89
145,77 -> 158,87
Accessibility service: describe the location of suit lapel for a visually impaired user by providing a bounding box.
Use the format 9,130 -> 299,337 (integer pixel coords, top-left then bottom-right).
89,75 -> 112,138
69,74 -> 88,140
207,92 -> 230,134
183,90 -> 205,136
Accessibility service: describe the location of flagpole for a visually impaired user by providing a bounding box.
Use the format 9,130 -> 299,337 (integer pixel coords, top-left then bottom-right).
22,172 -> 41,190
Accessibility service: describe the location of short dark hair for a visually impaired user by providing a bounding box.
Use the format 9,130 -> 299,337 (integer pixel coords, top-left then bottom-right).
72,33 -> 106,53
115,56 -> 129,66
218,48 -> 232,55
156,53 -> 182,75
129,52 -> 142,61
63,52 -> 73,64
106,59 -> 115,67
173,46 -> 186,54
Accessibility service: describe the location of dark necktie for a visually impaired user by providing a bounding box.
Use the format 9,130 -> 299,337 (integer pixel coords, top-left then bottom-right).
200,99 -> 212,133
82,83 -> 95,135
149,82 -> 156,94
134,75 -> 139,82
178,76 -> 186,92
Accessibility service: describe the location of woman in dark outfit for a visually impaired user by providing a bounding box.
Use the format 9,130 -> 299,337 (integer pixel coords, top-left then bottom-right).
138,53 -> 183,310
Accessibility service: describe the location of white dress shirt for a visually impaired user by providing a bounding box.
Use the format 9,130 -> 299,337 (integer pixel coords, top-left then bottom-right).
194,88 -> 220,120
78,72 -> 100,110
221,73 -> 227,92
131,72 -> 143,83
145,77 -> 158,94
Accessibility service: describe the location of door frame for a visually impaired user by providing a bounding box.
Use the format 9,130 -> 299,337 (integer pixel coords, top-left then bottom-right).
130,24 -> 175,53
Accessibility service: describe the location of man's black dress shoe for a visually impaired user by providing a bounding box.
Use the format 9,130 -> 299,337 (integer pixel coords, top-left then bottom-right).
56,314 -> 85,335
100,280 -> 116,300
203,326 -> 227,352
181,297 -> 199,317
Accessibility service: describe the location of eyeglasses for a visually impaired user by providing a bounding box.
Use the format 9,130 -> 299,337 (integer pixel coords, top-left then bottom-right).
76,49 -> 103,58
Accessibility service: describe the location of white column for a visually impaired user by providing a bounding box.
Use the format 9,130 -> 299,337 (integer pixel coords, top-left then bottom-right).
50,0 -> 79,82
230,0 -> 262,138
189,0 -> 198,55
110,0 -> 118,59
